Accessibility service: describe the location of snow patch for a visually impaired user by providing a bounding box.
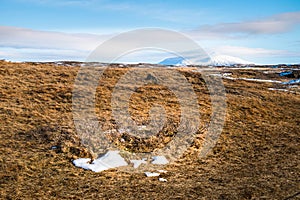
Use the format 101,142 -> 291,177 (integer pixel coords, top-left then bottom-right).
151,156 -> 169,165
234,78 -> 282,83
282,79 -> 300,85
73,158 -> 93,170
268,88 -> 289,92
73,151 -> 128,172
158,170 -> 167,173
279,71 -> 293,77
144,172 -> 160,177
211,73 -> 282,83
159,178 -> 167,182
137,125 -> 147,130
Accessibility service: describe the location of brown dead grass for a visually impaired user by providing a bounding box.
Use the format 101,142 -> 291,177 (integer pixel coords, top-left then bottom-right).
0,61 -> 299,199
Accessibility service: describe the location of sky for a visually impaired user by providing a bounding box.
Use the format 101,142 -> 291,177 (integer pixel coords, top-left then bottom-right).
0,0 -> 300,64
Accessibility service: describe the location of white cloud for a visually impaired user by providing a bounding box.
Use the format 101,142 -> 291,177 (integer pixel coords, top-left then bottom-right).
1,25 -> 299,63
0,26 -> 198,62
189,11 -> 300,39
0,47 -> 88,62
211,46 -> 294,57
113,49 -> 174,64
0,26 -> 114,61
0,26 -> 111,51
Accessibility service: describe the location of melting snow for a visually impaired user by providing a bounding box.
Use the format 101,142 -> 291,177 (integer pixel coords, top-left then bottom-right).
73,151 -> 128,172
210,73 -> 282,83
144,172 -> 160,177
159,178 -> 167,182
279,71 -> 293,77
151,156 -> 169,165
137,125 -> 147,130
268,88 -> 298,94
268,88 -> 289,92
130,158 -> 147,168
235,78 -> 282,83
158,170 -> 167,173
282,79 -> 300,85
73,152 -> 170,173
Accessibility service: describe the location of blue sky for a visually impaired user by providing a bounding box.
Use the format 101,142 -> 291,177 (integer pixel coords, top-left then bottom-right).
0,0 -> 300,64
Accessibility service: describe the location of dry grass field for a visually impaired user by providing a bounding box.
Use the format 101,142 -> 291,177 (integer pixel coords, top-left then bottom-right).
0,60 -> 299,199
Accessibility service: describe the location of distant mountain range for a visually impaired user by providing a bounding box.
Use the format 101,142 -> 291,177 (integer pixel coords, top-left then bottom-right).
159,54 -> 254,66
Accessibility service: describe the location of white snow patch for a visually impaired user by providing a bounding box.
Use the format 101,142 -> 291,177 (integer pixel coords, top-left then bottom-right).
158,170 -> 167,173
268,88 -> 289,92
73,158 -> 93,170
73,151 -> 128,172
236,78 -> 282,83
282,79 -> 300,85
137,125 -> 147,130
288,85 -> 298,88
268,88 -> 298,94
151,156 -> 169,165
210,73 -> 282,83
144,172 -> 160,177
222,73 -> 233,77
263,71 -> 277,74
80,62 -> 106,67
159,178 -> 168,182
54,62 -> 64,65
130,158 -> 147,168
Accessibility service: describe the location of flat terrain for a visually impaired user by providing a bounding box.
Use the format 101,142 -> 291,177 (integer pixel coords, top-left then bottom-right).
0,61 -> 299,199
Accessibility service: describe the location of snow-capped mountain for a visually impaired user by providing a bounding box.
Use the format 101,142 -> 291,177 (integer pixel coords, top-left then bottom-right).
208,55 -> 253,66
159,54 -> 253,66
158,57 -> 187,66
